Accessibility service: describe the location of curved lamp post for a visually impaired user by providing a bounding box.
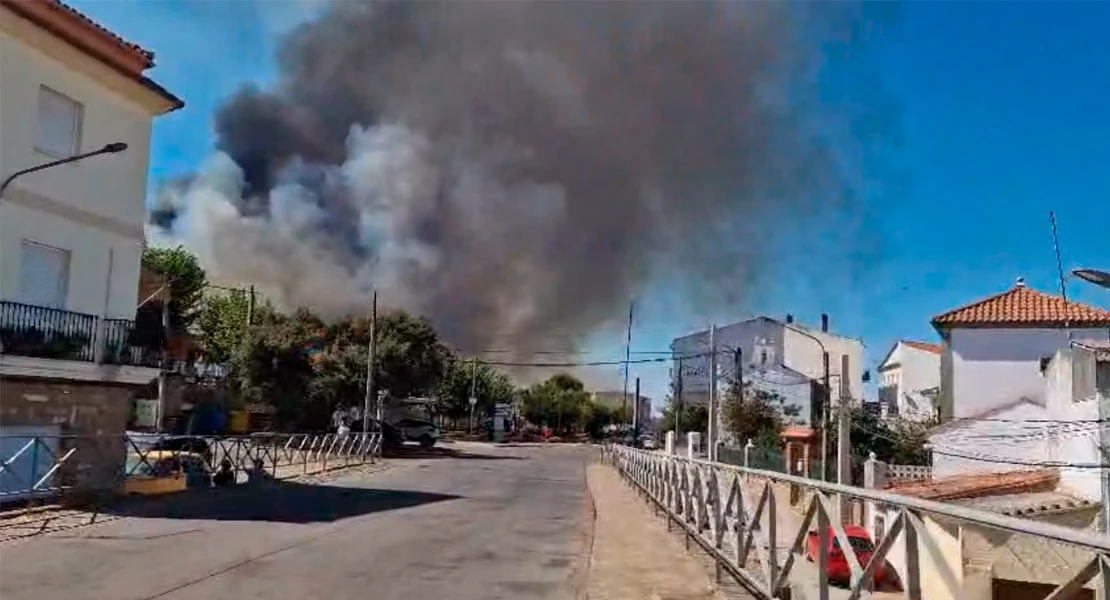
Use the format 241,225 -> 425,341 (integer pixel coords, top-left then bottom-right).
0,142 -> 128,200
1073,269 -> 1110,291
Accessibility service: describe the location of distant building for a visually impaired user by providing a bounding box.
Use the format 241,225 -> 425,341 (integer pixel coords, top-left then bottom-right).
876,340 -> 942,421
670,314 -> 865,429
927,279 -> 1110,480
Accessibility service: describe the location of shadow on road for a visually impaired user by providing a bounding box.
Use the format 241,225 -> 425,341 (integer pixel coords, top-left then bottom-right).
384,445 -> 526,461
98,480 -> 460,524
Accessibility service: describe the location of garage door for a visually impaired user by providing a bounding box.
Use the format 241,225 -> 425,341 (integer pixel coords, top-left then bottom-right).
0,425 -> 61,503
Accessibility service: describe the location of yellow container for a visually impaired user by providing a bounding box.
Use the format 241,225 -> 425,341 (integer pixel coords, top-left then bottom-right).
229,410 -> 250,433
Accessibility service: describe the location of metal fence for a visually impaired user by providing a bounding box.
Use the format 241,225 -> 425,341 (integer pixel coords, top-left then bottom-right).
603,444 -> 1109,600
0,432 -> 382,505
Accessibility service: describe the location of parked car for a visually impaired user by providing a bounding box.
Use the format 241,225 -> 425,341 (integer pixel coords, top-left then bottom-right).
363,419 -> 404,448
147,436 -> 212,462
392,419 -> 440,447
640,437 -> 657,450
805,526 -> 890,587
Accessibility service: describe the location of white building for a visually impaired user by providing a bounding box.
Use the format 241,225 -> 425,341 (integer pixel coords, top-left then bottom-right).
927,279 -> 1110,480
671,314 -> 865,429
0,0 -> 182,430
876,340 -> 942,421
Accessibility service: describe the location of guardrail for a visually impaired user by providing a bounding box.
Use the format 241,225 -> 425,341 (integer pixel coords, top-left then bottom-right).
603,445 -> 1109,600
0,432 -> 382,505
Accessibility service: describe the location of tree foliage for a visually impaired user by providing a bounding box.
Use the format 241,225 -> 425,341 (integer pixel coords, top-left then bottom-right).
141,246 -> 207,330
521,373 -> 594,434
660,399 -> 708,434
721,380 -> 793,449
436,359 -> 516,422
826,404 -> 933,466
193,291 -> 257,364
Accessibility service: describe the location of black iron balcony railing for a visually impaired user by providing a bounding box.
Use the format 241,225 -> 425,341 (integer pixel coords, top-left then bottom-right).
100,318 -> 162,367
0,301 -> 162,366
0,301 -> 98,362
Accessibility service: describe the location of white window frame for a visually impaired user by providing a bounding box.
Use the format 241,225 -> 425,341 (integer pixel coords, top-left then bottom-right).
36,85 -> 83,159
18,240 -> 71,309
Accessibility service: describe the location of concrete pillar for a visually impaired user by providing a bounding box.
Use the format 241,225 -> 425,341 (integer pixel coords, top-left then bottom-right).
864,452 -> 887,490
802,442 -> 812,479
664,430 -> 676,455
687,432 -> 702,459
743,439 -> 754,469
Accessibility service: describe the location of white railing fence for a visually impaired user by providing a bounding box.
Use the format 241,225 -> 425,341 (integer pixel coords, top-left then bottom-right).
603,444 -> 1109,600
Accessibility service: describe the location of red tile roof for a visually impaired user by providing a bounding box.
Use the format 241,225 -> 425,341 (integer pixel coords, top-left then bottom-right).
887,469 -> 1057,501
1,0 -> 182,110
932,282 -> 1110,329
902,340 -> 943,354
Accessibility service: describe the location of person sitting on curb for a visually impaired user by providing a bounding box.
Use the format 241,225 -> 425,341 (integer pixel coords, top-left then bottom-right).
213,459 -> 235,487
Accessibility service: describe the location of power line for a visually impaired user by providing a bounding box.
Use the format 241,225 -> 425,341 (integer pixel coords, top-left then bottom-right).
461,350 -> 717,368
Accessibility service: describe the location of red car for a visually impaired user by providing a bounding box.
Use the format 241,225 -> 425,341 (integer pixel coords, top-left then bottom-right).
805,525 -> 890,588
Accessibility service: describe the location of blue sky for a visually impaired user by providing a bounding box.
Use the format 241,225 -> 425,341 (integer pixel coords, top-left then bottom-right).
71,1 -> 1110,408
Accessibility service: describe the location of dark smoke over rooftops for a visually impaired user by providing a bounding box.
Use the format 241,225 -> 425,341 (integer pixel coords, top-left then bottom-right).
153,0 -> 899,356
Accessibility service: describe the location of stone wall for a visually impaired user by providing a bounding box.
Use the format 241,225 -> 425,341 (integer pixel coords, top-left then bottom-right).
0,377 -> 137,495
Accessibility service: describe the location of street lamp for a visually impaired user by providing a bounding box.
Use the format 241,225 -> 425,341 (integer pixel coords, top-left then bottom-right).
780,321 -> 832,482
1073,269 -> 1110,291
0,142 -> 129,199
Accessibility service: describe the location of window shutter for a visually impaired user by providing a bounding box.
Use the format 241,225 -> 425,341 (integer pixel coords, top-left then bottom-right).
1073,348 -> 1097,402
19,241 -> 69,308
37,87 -> 80,157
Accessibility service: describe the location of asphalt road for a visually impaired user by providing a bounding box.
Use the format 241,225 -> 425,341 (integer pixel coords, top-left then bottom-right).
0,443 -> 594,600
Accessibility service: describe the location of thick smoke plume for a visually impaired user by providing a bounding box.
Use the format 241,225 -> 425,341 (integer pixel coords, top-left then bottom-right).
154,1 -> 897,356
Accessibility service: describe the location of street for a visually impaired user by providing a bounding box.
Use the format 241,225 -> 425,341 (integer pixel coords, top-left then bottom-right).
0,443 -> 594,600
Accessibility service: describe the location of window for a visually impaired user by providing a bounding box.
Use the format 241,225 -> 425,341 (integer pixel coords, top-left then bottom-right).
1097,361 -> 1110,397
36,86 -> 82,158
19,241 -> 70,308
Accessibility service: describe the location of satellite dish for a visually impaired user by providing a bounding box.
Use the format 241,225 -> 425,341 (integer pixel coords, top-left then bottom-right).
1073,269 -> 1110,290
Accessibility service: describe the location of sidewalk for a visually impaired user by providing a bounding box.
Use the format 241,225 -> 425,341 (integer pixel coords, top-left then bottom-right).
585,463 -> 734,600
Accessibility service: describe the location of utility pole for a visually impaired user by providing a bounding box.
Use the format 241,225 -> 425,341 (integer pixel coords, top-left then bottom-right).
156,297 -> 171,432
734,347 -> 743,396
820,351 -> 831,481
837,354 -> 853,520
632,377 -> 641,446
363,291 -> 377,435
246,285 -> 256,327
708,325 -> 717,461
674,357 -> 684,438
621,301 -> 634,428
469,358 -> 479,434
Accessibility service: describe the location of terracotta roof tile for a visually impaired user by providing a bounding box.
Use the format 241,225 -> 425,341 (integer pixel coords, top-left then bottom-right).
902,340 -> 943,354
887,469 -> 1058,501
932,282 -> 1110,329
50,0 -> 154,65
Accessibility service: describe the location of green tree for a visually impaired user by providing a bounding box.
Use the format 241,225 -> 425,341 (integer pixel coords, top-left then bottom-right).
721,380 -> 791,449
436,358 -> 516,424
825,404 -> 932,466
660,398 -> 708,434
522,373 -> 591,434
193,290 -> 256,364
141,246 -> 207,330
231,308 -> 322,429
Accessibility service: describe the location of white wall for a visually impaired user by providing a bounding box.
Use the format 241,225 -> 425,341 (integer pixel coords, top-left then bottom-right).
0,10 -> 159,319
930,400 -> 1050,478
781,325 -> 864,401
949,328 -> 1109,418
882,343 -> 941,421
672,317 -> 864,407
1045,350 -> 1102,502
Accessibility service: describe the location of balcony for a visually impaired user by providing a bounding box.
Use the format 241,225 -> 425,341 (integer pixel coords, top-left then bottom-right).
0,301 -> 161,367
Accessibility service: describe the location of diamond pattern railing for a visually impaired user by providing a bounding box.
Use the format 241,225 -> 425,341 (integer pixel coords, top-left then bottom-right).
0,433 -> 383,504
603,445 -> 1110,600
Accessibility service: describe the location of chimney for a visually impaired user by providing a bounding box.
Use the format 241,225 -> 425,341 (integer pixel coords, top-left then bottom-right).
785,313 -> 794,324
1015,277 -> 1026,288
821,313 -> 829,333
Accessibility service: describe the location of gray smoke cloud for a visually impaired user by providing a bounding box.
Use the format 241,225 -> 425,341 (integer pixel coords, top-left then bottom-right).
154,0 -> 898,356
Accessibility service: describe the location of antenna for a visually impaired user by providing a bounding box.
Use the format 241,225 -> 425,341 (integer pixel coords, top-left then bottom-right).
1049,211 -> 1072,340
